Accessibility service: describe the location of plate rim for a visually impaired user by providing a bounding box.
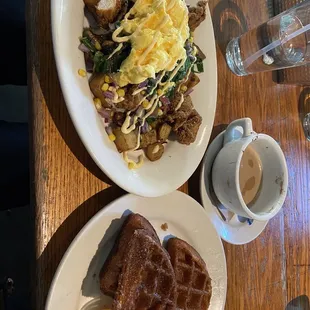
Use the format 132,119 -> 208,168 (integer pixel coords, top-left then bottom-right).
46,191 -> 227,309
51,1 -> 218,197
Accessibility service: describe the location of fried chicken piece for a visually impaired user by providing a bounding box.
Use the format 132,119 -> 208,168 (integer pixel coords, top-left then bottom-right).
84,0 -> 122,27
167,94 -> 194,131
176,109 -> 202,145
188,1 -> 207,32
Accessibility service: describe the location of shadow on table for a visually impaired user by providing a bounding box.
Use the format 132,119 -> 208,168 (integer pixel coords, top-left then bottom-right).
80,210 -> 131,299
28,0 -> 111,185
188,123 -> 228,204
286,295 -> 310,310
212,0 -> 248,57
35,187 -> 125,309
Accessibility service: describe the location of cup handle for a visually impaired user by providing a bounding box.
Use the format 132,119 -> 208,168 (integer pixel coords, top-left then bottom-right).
224,118 -> 253,145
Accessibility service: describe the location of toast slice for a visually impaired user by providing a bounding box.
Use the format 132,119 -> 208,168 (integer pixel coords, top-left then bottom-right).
84,0 -> 122,27
166,238 -> 212,309
99,213 -> 160,296
113,229 -> 177,310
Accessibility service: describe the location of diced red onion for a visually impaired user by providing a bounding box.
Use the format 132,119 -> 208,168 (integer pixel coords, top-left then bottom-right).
189,55 -> 196,62
141,122 -> 149,133
138,80 -> 148,88
155,74 -> 161,81
105,126 -> 113,135
85,59 -> 94,73
79,43 -> 90,53
184,88 -> 194,96
98,108 -> 111,119
109,23 -> 116,31
110,81 -> 117,87
160,96 -> 170,106
103,91 -> 114,99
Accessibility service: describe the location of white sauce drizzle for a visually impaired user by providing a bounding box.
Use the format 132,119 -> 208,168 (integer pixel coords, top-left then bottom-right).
134,129 -> 141,150
105,0 -> 192,169
121,108 -> 144,134
138,32 -> 160,65
152,144 -> 160,154
175,93 -> 184,111
123,152 -> 144,168
121,112 -> 132,133
132,87 -> 147,95
120,56 -> 187,135
112,27 -> 131,43
108,43 -> 124,59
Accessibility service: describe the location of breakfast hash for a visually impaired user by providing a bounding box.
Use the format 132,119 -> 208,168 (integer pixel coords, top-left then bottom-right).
80,0 -> 207,169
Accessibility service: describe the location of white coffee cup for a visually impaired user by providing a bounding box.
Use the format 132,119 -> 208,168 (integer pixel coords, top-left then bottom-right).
212,118 -> 288,221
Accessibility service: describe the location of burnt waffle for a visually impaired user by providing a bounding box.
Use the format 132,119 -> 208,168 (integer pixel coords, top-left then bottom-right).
167,238 -> 212,309
100,213 -> 160,296
113,229 -> 177,310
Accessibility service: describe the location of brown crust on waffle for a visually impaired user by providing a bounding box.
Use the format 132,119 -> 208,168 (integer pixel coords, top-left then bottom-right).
167,238 -> 212,310
113,230 -> 177,310
99,213 -> 160,296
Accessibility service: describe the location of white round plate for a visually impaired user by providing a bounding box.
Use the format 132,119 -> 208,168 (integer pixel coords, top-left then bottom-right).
200,128 -> 268,245
51,1 -> 217,197
46,191 -> 227,310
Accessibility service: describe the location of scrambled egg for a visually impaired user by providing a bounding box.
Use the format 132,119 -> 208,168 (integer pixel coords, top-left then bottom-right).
113,0 -> 189,86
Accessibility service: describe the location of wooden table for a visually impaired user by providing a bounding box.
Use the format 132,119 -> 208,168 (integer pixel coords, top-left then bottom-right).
27,0 -> 310,309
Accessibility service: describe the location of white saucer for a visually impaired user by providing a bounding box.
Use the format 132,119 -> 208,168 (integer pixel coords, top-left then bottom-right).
200,128 -> 268,245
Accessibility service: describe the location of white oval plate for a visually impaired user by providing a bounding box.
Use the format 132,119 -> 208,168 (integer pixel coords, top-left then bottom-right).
51,0 -> 217,197
46,191 -> 227,309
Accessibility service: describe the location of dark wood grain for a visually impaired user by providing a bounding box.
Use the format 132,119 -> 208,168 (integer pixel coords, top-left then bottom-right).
198,0 -> 309,309
28,0 -> 310,309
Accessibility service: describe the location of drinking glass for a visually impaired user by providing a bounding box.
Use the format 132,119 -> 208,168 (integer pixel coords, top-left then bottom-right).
226,2 -> 310,76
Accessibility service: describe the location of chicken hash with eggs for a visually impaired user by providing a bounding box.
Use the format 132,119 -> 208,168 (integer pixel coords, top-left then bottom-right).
80,0 -> 207,168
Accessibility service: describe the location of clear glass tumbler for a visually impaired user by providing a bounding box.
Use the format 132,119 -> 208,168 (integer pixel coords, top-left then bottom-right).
226,2 -> 310,76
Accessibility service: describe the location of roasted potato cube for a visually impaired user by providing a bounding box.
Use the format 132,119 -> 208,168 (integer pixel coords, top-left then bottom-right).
89,74 -> 111,108
146,143 -> 164,162
113,127 -> 138,152
115,85 -> 144,111
158,123 -> 172,141
140,130 -> 157,149
184,73 -> 200,90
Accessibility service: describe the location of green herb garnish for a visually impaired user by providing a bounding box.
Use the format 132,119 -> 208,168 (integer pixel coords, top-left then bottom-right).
192,56 -> 204,73
80,36 -> 96,53
146,117 -> 156,125
165,86 -> 175,99
93,44 -> 131,73
172,57 -> 192,83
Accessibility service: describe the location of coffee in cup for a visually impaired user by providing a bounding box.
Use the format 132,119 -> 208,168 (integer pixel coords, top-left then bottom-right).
212,118 -> 288,221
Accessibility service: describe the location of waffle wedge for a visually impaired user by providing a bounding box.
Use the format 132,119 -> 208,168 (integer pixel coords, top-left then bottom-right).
166,238 -> 212,309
